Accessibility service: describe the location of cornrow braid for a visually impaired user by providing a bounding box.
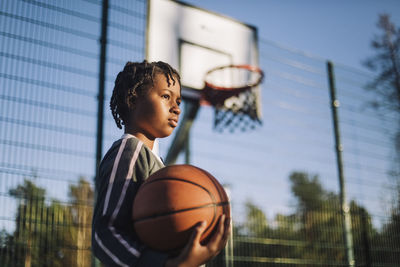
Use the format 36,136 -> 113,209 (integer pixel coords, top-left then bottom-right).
110,60 -> 181,129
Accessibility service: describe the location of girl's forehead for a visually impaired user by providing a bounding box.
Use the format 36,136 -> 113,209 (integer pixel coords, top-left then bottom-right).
154,73 -> 181,88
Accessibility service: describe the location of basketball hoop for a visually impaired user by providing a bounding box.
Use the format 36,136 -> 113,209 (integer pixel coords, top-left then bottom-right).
201,64 -> 264,132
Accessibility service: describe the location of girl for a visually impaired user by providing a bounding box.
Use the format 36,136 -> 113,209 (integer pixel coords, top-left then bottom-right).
92,61 -> 230,267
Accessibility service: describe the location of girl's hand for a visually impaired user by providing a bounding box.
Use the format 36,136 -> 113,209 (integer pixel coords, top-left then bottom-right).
165,214 -> 231,267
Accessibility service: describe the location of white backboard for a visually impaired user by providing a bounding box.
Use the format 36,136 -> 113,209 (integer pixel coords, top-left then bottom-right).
147,0 -> 260,99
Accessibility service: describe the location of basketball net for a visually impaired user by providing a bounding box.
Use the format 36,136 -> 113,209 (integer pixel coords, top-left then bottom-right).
202,65 -> 264,132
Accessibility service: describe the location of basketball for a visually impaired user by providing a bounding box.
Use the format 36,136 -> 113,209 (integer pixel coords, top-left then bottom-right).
132,164 -> 230,252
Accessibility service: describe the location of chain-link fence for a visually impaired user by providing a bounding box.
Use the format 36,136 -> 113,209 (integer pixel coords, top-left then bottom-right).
1,0 -> 398,266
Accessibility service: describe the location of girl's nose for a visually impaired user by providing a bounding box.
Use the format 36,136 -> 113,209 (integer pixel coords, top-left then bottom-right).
171,104 -> 181,115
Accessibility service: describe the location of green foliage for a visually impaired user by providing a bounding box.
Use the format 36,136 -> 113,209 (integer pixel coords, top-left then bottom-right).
0,178 -> 94,267
289,172 -> 326,211
230,171 -> 383,267
372,206 -> 400,264
363,14 -> 400,113
2,173 -> 399,266
67,178 -> 94,267
363,15 -> 400,264
243,200 -> 269,237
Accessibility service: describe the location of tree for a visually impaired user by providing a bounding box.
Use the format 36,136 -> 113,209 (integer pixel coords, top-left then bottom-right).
211,171 -> 378,266
67,177 -> 94,267
1,177 -> 94,267
289,172 -> 327,212
363,14 -> 400,113
8,179 -> 48,267
5,179 -> 76,267
242,200 -> 269,237
364,14 -> 400,182
289,172 -> 345,263
363,15 -> 400,265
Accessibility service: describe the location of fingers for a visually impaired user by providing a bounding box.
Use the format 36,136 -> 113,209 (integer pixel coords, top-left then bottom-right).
178,220 -> 208,260
207,214 -> 229,253
218,214 -> 226,236
174,217 -> 230,267
190,220 -> 208,245
221,216 -> 231,247
224,218 -> 232,237
188,215 -> 230,253
219,214 -> 231,248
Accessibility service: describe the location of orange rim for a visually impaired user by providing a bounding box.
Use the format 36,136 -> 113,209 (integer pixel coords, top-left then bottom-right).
204,64 -> 264,91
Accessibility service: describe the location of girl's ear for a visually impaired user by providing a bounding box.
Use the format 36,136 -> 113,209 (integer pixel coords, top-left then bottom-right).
127,94 -> 137,111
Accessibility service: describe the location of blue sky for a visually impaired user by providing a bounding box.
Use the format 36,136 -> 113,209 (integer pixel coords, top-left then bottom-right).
184,0 -> 400,70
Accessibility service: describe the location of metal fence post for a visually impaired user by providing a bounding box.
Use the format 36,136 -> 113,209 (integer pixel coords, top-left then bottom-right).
327,61 -> 355,267
93,0 -> 109,266
95,0 -> 109,182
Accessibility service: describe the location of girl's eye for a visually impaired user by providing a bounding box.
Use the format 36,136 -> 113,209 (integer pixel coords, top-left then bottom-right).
162,94 -> 170,100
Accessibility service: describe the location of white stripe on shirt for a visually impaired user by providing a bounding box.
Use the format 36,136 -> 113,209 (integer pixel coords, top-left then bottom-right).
109,140 -> 143,223
108,139 -> 143,258
110,226 -> 141,257
103,138 -> 128,215
101,137 -> 143,259
95,232 -> 130,267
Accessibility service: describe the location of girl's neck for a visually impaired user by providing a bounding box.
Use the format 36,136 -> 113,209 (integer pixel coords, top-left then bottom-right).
124,129 -> 154,150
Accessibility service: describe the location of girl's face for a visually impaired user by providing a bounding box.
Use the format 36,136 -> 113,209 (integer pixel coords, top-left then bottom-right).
128,73 -> 181,146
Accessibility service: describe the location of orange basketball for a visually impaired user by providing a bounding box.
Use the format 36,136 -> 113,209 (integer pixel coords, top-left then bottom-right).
132,164 -> 230,252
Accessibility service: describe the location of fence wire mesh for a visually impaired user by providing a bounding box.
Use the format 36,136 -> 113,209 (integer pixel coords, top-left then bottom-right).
0,0 -> 399,266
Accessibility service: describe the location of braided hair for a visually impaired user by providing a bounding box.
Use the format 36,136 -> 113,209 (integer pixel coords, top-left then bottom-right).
110,60 -> 181,129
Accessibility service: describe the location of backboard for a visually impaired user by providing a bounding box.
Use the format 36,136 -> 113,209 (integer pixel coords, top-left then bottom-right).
146,0 -> 260,101
147,0 -> 262,135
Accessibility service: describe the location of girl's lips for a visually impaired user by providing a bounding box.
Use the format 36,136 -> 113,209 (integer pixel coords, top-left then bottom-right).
168,118 -> 178,127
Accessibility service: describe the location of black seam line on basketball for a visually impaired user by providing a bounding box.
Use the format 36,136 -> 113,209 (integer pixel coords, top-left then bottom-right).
141,176 -> 221,233
133,202 -> 230,223
142,177 -> 215,202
